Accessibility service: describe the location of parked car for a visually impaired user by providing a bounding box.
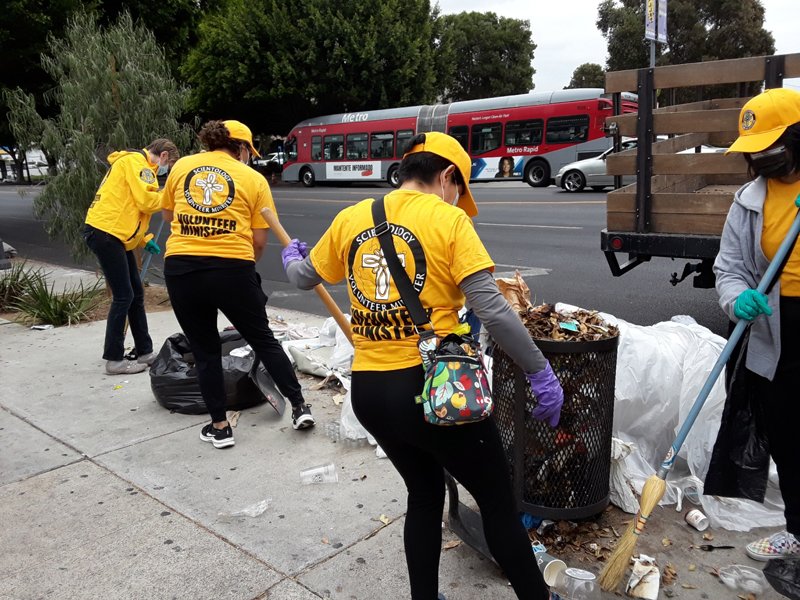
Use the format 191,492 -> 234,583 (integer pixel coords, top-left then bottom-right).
253,152 -> 286,167
555,140 -> 726,193
555,140 -> 638,192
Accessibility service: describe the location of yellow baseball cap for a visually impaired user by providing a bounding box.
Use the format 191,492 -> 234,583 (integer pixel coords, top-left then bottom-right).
222,120 -> 261,158
727,88 -> 800,154
403,131 -> 477,217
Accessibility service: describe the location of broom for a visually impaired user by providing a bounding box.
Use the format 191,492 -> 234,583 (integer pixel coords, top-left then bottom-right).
600,204 -> 800,591
260,207 -> 353,345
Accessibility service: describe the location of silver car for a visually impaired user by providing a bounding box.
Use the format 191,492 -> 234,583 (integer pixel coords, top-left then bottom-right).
555,140 -> 638,192
555,141 -> 726,193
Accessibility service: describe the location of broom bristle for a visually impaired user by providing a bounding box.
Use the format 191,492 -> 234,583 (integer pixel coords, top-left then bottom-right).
599,521 -> 637,590
599,474 -> 669,591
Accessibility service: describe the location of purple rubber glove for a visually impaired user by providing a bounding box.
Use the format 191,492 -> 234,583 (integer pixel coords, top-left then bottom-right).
281,238 -> 309,271
526,362 -> 564,427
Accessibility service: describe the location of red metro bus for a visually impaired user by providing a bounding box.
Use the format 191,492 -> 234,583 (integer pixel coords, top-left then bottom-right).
282,89 -> 637,188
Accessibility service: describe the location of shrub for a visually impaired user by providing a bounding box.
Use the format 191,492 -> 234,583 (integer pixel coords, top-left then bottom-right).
12,271 -> 103,326
0,262 -> 45,311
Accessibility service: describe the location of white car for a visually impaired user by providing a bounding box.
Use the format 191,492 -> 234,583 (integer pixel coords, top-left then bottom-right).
253,152 -> 286,167
555,142 -> 726,192
555,140 -> 638,193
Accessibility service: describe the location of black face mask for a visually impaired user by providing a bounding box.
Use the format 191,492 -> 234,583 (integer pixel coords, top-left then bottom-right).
747,145 -> 794,179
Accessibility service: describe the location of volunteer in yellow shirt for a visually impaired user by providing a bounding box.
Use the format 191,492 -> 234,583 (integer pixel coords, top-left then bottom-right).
161,120 -> 314,450
710,88 -> 800,561
83,139 -> 179,375
282,132 -> 561,600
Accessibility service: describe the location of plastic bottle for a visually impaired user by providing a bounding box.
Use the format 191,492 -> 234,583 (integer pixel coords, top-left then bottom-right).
299,463 -> 338,484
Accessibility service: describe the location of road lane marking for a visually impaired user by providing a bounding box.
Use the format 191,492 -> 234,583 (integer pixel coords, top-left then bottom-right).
275,198 -> 604,206
476,222 -> 582,230
493,266 -> 550,278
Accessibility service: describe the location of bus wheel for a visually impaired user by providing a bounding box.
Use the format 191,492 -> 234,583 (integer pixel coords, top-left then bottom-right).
561,170 -> 586,192
387,165 -> 400,188
524,160 -> 550,187
301,167 -> 315,187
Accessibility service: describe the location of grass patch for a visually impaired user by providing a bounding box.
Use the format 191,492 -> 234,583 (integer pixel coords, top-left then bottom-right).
11,270 -> 104,327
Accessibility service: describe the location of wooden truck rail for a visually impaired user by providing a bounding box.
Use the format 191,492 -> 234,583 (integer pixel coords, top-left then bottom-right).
601,53 -> 800,287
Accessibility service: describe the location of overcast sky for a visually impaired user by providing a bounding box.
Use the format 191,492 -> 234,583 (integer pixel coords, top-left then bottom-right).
435,0 -> 798,92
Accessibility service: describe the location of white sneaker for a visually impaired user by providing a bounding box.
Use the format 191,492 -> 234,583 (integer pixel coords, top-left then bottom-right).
136,351 -> 158,366
745,530 -> 800,561
105,360 -> 147,375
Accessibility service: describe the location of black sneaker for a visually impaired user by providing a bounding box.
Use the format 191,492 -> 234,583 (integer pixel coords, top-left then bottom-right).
200,423 -> 235,448
291,404 -> 315,430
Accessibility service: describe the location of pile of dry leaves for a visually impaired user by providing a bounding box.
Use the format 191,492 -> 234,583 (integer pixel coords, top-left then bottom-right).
496,271 -> 618,342
527,514 -> 620,563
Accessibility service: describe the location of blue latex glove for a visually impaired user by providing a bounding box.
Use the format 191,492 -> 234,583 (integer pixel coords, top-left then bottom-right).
734,289 -> 772,321
526,362 -> 564,427
281,238 -> 309,271
144,239 -> 161,255
795,193 -> 800,208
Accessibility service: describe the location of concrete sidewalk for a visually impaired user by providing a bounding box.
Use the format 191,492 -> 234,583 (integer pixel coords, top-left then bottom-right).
0,271 -> 788,599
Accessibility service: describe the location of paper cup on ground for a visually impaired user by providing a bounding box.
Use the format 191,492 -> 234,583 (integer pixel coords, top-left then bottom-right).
535,551 -> 567,587
685,509 -> 709,531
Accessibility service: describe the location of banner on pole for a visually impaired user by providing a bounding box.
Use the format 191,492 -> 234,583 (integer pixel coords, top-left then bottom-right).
645,0 -> 668,44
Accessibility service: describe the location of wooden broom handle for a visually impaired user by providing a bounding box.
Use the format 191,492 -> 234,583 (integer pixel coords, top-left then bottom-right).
261,207 -> 353,344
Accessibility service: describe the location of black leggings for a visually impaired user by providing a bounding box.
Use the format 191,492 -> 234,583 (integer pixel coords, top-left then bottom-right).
165,263 -> 305,422
352,366 -> 548,600
748,296 -> 800,535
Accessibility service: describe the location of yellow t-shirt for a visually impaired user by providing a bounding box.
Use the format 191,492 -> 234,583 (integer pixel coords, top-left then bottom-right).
762,178 -> 800,296
310,189 -> 495,371
161,150 -> 273,261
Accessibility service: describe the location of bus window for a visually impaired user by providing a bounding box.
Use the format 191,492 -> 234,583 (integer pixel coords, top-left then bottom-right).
448,126 -> 469,152
324,134 -> 344,160
285,137 -> 297,161
545,115 -> 590,144
370,132 -> 394,159
505,119 -> 543,146
311,136 -> 322,161
396,129 -> 414,157
471,123 -> 502,155
346,133 -> 369,160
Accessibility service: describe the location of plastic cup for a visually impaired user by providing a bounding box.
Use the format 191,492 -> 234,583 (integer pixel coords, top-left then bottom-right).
299,463 -> 338,484
685,508 -> 709,531
552,568 -> 600,600
534,550 -> 567,587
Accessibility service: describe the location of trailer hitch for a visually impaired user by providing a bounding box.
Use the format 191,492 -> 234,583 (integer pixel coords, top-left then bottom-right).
670,260 -> 715,288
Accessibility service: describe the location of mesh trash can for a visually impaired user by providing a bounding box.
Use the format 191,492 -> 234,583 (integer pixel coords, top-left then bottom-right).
492,335 -> 619,520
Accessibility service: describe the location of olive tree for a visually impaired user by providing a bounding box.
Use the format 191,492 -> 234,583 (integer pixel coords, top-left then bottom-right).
6,12 -> 193,259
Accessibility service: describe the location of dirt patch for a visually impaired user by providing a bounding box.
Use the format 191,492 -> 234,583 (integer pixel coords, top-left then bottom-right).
0,284 -> 172,324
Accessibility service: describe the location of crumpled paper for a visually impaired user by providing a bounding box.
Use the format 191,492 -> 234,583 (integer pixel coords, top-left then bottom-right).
496,270 -> 534,313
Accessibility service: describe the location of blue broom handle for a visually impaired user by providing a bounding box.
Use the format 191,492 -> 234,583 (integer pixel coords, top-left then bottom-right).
657,206 -> 800,479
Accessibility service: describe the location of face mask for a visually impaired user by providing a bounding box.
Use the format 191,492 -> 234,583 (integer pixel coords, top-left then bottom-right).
748,145 -> 793,179
157,164 -> 169,176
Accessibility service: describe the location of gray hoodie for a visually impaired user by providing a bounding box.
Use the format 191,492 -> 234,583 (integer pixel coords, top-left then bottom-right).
713,176 -> 782,381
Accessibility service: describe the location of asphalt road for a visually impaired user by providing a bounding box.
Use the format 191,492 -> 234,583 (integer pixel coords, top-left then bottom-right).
0,181 -> 729,336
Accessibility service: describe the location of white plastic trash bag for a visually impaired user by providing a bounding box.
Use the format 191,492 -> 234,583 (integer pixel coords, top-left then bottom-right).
610,438 -> 639,514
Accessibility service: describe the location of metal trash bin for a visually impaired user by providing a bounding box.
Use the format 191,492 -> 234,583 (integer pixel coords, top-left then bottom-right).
493,336 -> 619,520
445,335 -> 619,559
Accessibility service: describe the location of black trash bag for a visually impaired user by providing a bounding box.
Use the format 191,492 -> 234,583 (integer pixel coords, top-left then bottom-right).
150,330 -> 285,415
764,557 -> 800,599
704,328 -> 770,501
